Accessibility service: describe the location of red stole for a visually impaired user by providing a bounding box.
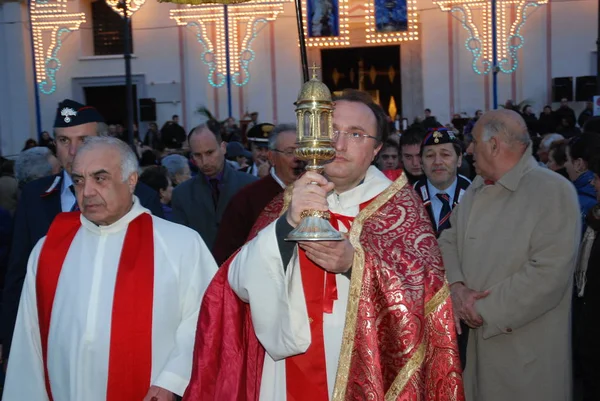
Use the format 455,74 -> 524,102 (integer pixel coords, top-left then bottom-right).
36,212 -> 155,401
285,201 -> 372,401
183,183 -> 465,401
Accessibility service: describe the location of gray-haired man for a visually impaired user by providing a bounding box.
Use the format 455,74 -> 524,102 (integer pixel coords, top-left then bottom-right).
212,123 -> 304,264
3,136 -> 217,401
0,99 -> 163,369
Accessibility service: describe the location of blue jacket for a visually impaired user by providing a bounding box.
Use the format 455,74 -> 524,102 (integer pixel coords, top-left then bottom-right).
574,170 -> 597,233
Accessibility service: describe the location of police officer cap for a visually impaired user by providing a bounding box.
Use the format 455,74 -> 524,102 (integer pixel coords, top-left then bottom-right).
247,123 -> 274,145
54,99 -> 105,128
422,127 -> 459,148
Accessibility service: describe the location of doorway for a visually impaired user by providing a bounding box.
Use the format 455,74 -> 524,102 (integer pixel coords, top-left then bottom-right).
320,45 -> 401,118
83,85 -> 138,126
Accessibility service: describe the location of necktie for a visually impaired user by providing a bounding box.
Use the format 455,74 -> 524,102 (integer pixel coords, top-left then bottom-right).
436,192 -> 451,232
69,185 -> 80,212
209,179 -> 220,208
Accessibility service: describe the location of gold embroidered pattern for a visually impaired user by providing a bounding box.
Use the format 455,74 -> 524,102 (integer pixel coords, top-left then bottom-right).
426,284 -> 451,316
384,342 -> 427,401
332,173 -> 408,401
384,284 -> 453,399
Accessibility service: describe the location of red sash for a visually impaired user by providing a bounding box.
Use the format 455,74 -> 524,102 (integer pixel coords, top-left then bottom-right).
285,200 -> 372,401
36,212 -> 155,401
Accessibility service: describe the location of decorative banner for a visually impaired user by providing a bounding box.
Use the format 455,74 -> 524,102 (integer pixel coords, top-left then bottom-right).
302,0 -> 349,46
171,0 -> 289,87
374,0 -> 407,32
433,0 -> 548,74
30,0 -> 86,95
365,0 -> 418,43
307,0 -> 339,37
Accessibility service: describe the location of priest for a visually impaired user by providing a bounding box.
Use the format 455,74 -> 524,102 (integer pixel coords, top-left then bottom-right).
184,90 -> 464,401
3,137 -> 218,401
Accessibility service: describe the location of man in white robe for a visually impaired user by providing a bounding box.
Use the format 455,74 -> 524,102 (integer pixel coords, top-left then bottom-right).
183,90 -> 463,401
3,137 -> 217,401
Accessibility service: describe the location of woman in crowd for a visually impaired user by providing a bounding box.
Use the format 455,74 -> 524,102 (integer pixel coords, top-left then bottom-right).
139,166 -> 174,221
161,154 -> 192,187
547,139 -> 569,179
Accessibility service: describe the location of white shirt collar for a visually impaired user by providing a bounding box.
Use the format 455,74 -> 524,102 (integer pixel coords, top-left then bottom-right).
327,166 -> 392,213
80,196 -> 150,235
270,167 -> 286,189
426,177 -> 458,203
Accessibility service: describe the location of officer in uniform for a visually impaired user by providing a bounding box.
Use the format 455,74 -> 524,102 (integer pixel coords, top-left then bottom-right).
414,127 -> 471,235
413,126 -> 471,369
0,100 -> 163,370
244,123 -> 274,177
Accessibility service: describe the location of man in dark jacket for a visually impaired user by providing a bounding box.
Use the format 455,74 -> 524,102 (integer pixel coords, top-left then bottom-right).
171,121 -> 257,250
555,98 -> 577,127
0,100 -> 163,367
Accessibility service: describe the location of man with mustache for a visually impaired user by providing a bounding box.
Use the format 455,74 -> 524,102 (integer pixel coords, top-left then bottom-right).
184,89 -> 464,401
2,137 -> 217,401
212,124 -> 305,265
171,120 -> 257,250
414,127 -> 471,236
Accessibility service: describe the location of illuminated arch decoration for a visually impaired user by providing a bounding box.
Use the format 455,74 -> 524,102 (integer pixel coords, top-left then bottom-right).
433,0 -> 547,74
171,0 -> 289,88
31,0 -> 86,95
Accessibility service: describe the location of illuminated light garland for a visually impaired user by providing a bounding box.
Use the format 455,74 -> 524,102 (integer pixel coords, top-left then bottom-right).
433,0 -> 547,74
364,0 -> 419,44
105,0 -> 147,17
302,0 -> 350,47
30,0 -> 85,95
170,0 -> 289,88
230,18 -> 269,86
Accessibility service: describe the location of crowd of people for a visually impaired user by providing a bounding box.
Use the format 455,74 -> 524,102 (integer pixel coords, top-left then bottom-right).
0,92 -> 598,401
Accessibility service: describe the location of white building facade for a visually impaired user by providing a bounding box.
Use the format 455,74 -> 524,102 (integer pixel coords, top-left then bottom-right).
0,0 -> 597,155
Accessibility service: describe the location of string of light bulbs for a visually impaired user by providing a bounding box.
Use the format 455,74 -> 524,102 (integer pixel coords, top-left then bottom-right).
170,1 -> 289,88
433,0 -> 547,74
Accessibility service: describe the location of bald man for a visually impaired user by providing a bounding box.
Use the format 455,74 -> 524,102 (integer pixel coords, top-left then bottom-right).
438,109 -> 580,401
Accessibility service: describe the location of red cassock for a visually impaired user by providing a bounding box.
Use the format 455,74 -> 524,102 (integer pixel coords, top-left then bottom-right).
212,174 -> 283,265
184,175 -> 465,401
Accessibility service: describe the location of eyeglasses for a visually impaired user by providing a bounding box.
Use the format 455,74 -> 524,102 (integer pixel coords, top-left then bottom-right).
332,130 -> 379,144
272,147 -> 297,157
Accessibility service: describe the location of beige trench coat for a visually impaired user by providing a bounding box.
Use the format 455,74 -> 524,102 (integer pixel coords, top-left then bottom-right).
438,147 -> 581,401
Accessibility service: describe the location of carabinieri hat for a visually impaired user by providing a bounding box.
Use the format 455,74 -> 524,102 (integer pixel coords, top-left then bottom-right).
54,99 -> 105,128
246,123 -> 274,145
422,127 -> 459,147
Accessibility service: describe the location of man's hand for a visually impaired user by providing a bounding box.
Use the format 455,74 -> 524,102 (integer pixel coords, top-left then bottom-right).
256,158 -> 271,178
299,238 -> 354,273
450,282 -> 490,333
286,172 -> 334,228
143,385 -> 176,401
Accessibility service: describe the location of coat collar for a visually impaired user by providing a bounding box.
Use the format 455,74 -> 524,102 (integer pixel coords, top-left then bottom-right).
473,144 -> 537,192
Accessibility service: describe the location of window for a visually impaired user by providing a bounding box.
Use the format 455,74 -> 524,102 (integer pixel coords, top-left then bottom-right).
91,0 -> 133,56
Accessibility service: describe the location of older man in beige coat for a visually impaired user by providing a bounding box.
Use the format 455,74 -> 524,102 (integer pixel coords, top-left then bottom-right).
438,109 -> 580,401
